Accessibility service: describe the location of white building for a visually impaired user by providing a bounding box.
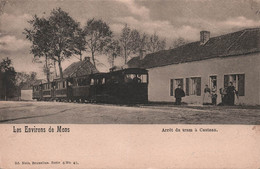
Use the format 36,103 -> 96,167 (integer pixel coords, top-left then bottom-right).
127,28 -> 260,105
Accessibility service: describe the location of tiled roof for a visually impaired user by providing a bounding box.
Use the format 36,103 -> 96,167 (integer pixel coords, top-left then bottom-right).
127,28 -> 260,69
63,58 -> 99,78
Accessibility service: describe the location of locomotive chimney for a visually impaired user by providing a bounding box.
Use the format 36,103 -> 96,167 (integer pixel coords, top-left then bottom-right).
139,49 -> 146,60
200,30 -> 210,45
84,56 -> 90,62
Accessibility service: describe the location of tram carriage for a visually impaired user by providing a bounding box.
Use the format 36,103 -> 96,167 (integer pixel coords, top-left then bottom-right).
32,85 -> 41,101
32,68 -> 148,104
41,82 -> 53,101
68,75 -> 91,102
53,79 -> 68,101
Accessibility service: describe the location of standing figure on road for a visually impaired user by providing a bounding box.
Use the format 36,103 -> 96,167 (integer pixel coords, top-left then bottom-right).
203,85 -> 211,105
226,82 -> 237,106
174,84 -> 185,105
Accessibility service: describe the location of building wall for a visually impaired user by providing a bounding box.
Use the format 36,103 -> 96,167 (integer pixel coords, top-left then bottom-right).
148,53 -> 260,105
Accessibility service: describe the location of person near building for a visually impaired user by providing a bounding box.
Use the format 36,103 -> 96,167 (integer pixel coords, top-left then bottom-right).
226,82 -> 237,106
203,85 -> 211,105
174,84 -> 185,105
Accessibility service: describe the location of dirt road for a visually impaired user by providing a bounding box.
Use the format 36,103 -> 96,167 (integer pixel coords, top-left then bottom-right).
0,101 -> 259,124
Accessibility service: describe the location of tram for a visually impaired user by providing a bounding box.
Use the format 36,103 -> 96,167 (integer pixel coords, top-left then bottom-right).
32,68 -> 148,104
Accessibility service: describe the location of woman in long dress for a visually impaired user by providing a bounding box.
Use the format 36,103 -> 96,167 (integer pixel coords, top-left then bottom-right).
203,85 -> 211,105
226,82 -> 237,106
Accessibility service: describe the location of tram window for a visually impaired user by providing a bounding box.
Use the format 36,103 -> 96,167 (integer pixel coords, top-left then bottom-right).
68,81 -> 72,87
125,74 -> 147,83
63,81 -> 67,88
140,74 -> 147,83
77,78 -> 89,86
102,78 -> 106,84
97,78 -> 102,85
90,79 -> 95,85
83,78 -> 89,85
57,82 -> 65,89
106,75 -> 120,84
77,79 -> 82,86
125,74 -> 135,83
76,79 -> 80,86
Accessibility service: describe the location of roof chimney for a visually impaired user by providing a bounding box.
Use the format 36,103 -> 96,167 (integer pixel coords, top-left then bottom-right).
200,31 -> 210,45
84,56 -> 90,62
139,49 -> 146,60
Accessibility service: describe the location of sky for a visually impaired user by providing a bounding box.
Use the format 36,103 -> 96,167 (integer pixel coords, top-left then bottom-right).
1,0 -> 260,79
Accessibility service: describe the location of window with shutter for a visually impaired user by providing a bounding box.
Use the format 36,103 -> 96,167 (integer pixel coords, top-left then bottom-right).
174,79 -> 184,89
196,77 -> 201,96
190,77 -> 201,95
186,78 -> 189,96
224,74 -> 245,96
238,74 -> 245,96
170,79 -> 174,96
224,75 -> 229,88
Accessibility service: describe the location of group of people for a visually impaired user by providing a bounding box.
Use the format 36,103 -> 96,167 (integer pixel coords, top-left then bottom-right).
125,74 -> 142,83
174,82 -> 238,106
203,85 -> 217,105
203,82 -> 238,106
219,82 -> 238,106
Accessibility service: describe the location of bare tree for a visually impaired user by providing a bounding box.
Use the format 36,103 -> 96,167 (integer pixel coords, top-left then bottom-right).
137,33 -> 148,56
170,37 -> 189,49
119,24 -> 132,64
84,18 -> 113,67
129,29 -> 141,54
147,32 -> 166,53
105,39 -> 121,67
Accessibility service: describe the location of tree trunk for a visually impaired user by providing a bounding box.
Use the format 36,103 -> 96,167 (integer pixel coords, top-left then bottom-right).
124,47 -> 127,64
4,82 -> 6,101
57,57 -> 63,80
45,55 -> 50,82
53,60 -> 58,78
80,52 -> 82,61
92,51 -> 96,68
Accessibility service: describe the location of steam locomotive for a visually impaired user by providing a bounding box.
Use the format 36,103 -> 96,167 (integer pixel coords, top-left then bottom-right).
32,68 -> 148,104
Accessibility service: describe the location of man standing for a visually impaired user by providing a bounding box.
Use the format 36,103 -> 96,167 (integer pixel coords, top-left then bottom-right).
175,84 -> 185,105
226,82 -> 237,106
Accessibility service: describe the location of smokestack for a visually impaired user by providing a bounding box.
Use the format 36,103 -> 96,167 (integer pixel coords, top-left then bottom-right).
200,31 -> 210,45
139,49 -> 146,60
84,57 -> 90,62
